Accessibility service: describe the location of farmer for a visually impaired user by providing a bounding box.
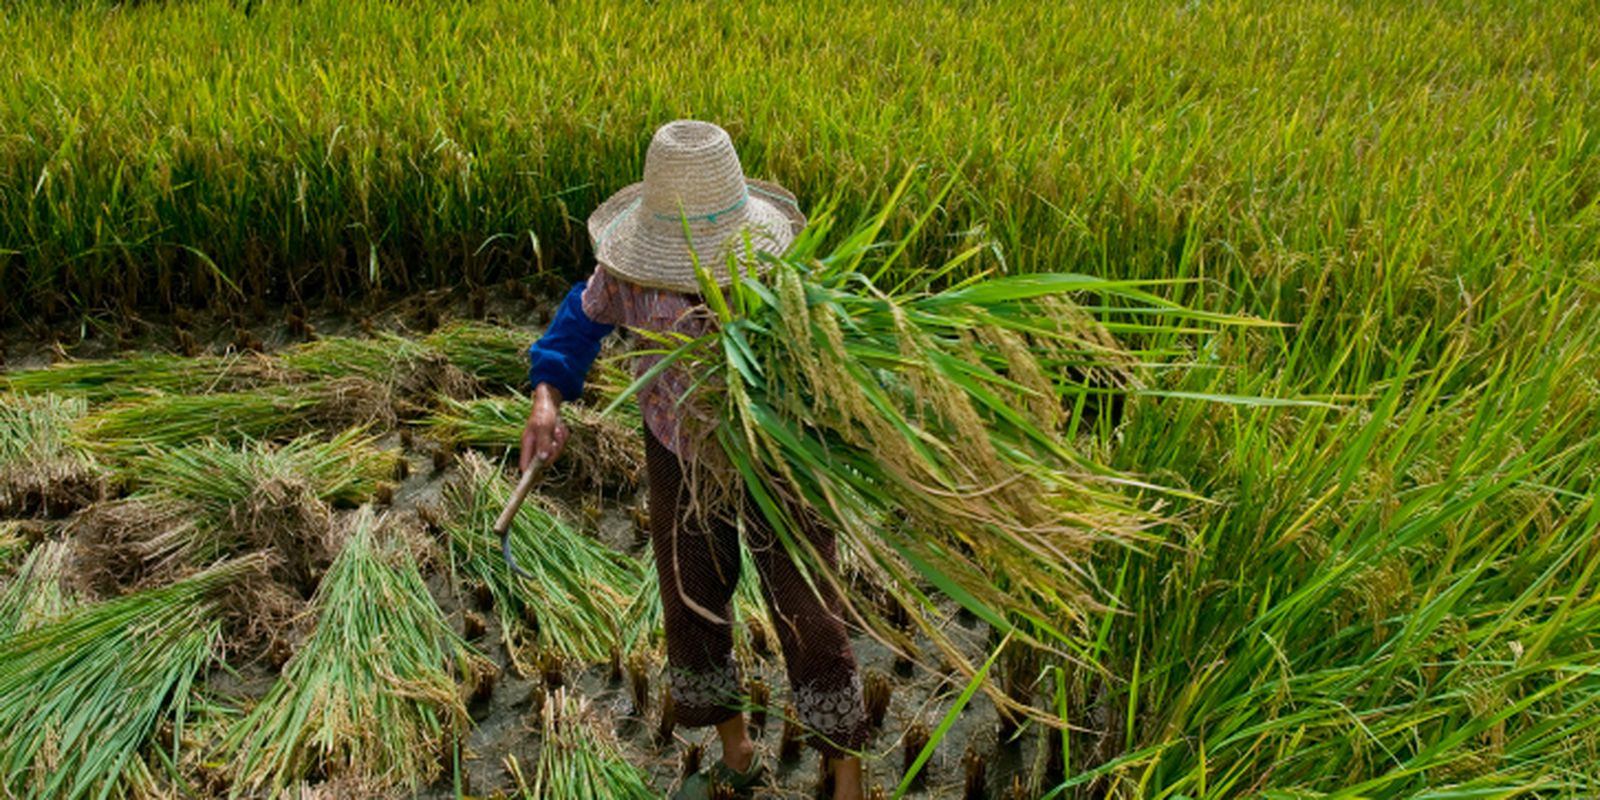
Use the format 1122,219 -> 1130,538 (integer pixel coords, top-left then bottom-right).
520,120 -> 868,800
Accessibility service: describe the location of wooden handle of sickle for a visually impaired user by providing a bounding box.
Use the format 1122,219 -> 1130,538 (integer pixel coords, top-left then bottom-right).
493,460 -> 544,535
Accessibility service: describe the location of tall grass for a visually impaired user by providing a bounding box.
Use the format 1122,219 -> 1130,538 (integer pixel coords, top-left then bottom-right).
1048,301 -> 1600,796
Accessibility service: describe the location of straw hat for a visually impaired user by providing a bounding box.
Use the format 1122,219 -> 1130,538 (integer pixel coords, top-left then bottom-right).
587,120 -> 806,293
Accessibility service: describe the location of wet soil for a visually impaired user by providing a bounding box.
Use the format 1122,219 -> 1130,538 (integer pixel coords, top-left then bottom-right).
1,282 -> 1059,799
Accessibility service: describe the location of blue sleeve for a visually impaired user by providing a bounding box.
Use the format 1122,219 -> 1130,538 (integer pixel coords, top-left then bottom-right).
527,280 -> 615,400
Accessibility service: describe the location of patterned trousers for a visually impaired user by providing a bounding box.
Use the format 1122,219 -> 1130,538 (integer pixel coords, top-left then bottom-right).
645,429 -> 867,759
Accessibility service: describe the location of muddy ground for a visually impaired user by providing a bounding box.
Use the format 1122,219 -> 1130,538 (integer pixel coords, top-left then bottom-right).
2,286 -> 1064,799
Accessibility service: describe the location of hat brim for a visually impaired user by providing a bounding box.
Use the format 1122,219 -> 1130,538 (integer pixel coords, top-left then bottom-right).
586,179 -> 806,293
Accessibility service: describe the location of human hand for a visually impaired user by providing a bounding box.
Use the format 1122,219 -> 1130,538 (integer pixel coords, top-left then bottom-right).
520,383 -> 568,471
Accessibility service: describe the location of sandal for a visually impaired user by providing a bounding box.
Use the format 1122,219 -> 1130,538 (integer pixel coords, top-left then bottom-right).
672,753 -> 768,799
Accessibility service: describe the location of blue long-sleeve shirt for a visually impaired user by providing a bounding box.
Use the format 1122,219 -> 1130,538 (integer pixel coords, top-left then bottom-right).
526,281 -> 614,400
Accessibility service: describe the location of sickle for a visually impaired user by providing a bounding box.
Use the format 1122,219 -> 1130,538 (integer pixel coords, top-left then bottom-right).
493,459 -> 545,580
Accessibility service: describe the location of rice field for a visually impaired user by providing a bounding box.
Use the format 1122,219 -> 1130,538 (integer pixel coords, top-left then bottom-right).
2,0 -> 1598,798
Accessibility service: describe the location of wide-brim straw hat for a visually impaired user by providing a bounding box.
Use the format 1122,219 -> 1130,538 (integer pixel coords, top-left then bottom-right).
587,120 -> 806,293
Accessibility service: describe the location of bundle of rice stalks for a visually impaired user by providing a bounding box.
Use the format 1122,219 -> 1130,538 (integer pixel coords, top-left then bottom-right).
221,509 -> 492,795
0,352 -> 278,403
0,539 -> 79,635
508,689 -> 655,800
0,521 -> 22,569
74,432 -> 389,582
0,556 -> 260,800
425,395 -> 644,493
71,378 -> 396,458
626,203 -> 1245,670
96,431 -> 398,592
443,454 -> 640,670
279,332 -> 432,380
281,334 -> 477,412
125,430 -> 397,511
0,393 -> 102,517
424,321 -> 535,391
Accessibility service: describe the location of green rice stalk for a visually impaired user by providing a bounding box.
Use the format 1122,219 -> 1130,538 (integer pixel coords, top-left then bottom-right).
281,334 -> 478,412
0,539 -> 78,636
220,508 -> 492,796
0,353 -> 280,404
98,431 -> 397,588
512,689 -> 655,800
425,394 -> 643,493
0,393 -> 102,516
442,453 -> 640,671
123,429 -> 397,511
71,378 -> 395,459
0,522 -> 23,570
622,203 -> 1244,675
424,321 -> 537,391
0,556 -> 259,800
278,333 -> 432,381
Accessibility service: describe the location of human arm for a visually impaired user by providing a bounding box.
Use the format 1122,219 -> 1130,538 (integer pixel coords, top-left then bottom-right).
521,278 -> 616,469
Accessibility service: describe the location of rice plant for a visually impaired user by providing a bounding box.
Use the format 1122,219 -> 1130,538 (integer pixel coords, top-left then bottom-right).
124,429 -> 397,511
278,333 -> 432,381
0,538 -> 77,636
425,394 -> 643,492
0,521 -> 22,569
0,393 -> 101,516
221,508 -> 492,796
424,321 -> 538,391
442,453 -> 641,670
0,353 -> 278,404
507,689 -> 656,800
86,431 -> 398,591
0,556 -> 259,800
618,206 -> 1241,668
281,333 -> 477,412
71,378 -> 395,458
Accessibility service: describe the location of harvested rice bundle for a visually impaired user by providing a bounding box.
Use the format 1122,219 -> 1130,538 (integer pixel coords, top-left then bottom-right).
222,509 -> 492,796
96,431 -> 398,591
125,429 -> 397,510
279,332 -> 432,379
0,556 -> 259,800
0,521 -> 22,569
443,454 -> 640,670
0,539 -> 78,635
424,320 -> 535,391
71,378 -> 396,458
0,352 -> 278,403
281,334 -> 477,411
0,393 -> 102,517
626,209 -> 1231,662
509,689 -> 656,800
425,395 -> 644,493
